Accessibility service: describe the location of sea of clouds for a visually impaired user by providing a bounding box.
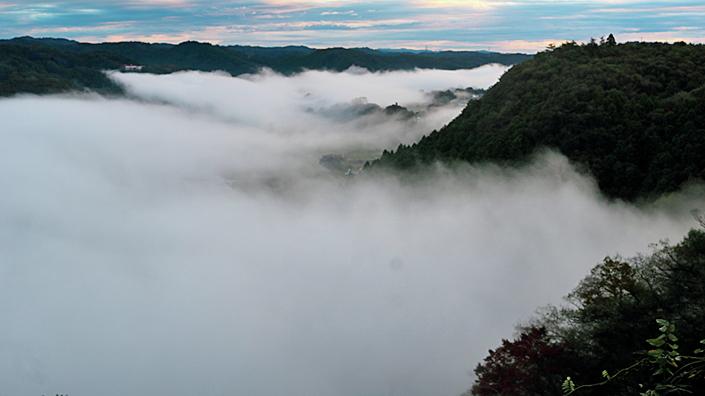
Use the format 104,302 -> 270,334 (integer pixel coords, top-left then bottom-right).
0,64 -> 701,396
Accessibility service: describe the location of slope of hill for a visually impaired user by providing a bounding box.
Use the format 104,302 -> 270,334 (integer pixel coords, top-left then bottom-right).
0,37 -> 262,75
268,47 -> 533,74
0,44 -> 132,96
0,37 -> 532,76
226,44 -> 316,58
372,40 -> 705,201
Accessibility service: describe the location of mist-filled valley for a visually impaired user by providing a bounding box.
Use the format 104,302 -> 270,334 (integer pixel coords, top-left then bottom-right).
1,65 -> 702,396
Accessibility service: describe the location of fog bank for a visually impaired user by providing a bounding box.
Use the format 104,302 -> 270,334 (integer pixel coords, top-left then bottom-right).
0,67 -> 701,396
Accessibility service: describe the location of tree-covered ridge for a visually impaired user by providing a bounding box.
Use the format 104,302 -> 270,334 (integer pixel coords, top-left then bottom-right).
0,36 -> 532,77
265,47 -> 532,74
0,38 -> 264,76
372,40 -> 705,201
0,45 -> 131,96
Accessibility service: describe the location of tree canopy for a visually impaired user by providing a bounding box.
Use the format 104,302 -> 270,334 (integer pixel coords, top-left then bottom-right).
0,36 -> 532,78
0,44 -> 130,96
470,227 -> 705,395
371,40 -> 705,201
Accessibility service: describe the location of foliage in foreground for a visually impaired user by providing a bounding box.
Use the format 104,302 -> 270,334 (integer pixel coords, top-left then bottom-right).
468,225 -> 705,396
561,318 -> 705,396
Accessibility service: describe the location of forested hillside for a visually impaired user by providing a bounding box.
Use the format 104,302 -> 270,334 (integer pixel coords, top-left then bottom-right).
0,36 -> 532,77
467,221 -> 705,396
0,45 -> 131,96
372,38 -> 705,201
0,38 -> 264,76
0,36 -> 531,96
264,47 -> 532,74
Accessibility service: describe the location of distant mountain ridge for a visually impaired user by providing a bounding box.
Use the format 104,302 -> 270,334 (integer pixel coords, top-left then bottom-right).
1,36 -> 532,74
0,44 -> 132,96
0,36 -> 533,96
371,39 -> 705,201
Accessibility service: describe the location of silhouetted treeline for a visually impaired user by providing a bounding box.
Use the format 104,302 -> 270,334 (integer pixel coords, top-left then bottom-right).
263,47 -> 532,74
0,44 -> 130,96
372,39 -> 705,201
0,36 -> 532,85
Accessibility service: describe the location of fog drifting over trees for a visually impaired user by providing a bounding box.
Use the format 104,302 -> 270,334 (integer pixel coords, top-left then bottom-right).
0,65 -> 701,396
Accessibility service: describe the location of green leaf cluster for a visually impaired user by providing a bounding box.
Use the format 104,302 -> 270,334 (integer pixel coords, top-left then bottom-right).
647,319 -> 681,378
562,319 -> 705,396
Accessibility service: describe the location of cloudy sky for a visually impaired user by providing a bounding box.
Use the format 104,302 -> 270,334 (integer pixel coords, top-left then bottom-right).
1,0 -> 704,52
2,67 -> 702,396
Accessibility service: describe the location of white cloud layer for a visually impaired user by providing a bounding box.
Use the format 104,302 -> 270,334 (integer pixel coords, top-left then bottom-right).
0,67 -> 701,396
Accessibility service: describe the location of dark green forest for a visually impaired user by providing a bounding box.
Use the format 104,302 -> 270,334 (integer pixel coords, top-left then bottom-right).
0,36 -> 532,96
371,38 -> 705,202
263,47 -> 532,74
0,44 -> 131,96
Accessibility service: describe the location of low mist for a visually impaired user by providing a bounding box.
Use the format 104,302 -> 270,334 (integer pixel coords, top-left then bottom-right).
0,66 -> 700,396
